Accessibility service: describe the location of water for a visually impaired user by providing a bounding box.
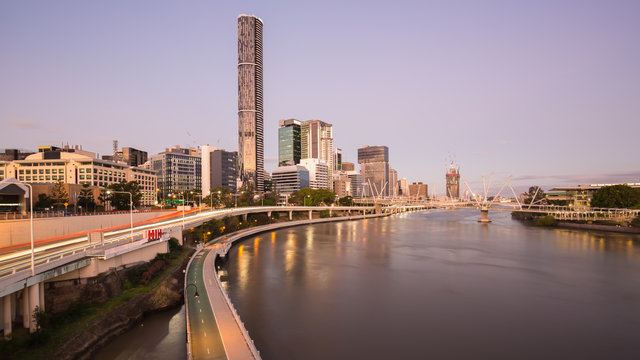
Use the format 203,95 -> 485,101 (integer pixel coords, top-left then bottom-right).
92,305 -> 187,360
223,210 -> 640,360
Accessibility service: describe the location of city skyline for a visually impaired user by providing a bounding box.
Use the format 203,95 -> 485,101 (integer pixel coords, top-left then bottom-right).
1,1 -> 639,193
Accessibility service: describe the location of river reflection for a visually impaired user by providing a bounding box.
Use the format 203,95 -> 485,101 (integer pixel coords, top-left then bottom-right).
223,210 -> 640,360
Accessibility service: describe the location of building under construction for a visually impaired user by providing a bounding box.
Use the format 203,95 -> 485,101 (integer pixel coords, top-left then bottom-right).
446,163 -> 460,199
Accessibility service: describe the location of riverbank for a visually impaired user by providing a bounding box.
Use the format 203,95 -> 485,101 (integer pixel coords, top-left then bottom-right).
557,222 -> 640,234
0,243 -> 192,360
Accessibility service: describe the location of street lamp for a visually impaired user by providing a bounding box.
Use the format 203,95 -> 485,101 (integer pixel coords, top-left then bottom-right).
305,194 -> 311,207
24,183 -> 34,276
186,283 -> 199,298
106,190 -> 133,241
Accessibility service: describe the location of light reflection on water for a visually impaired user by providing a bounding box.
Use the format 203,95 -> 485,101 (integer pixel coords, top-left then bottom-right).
223,210 -> 640,360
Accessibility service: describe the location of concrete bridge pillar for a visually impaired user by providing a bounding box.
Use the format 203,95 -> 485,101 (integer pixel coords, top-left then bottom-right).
242,213 -> 248,221
22,289 -> 29,329
28,283 -> 40,333
39,282 -> 45,312
2,295 -> 12,338
308,210 -> 313,220
478,209 -> 492,223
289,211 -> 293,220
329,209 -> 332,217
267,211 -> 272,218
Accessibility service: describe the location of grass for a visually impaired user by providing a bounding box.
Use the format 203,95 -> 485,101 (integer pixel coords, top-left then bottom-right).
0,246 -> 190,360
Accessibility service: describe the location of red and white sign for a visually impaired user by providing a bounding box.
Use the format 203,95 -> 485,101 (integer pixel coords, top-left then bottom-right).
145,229 -> 162,240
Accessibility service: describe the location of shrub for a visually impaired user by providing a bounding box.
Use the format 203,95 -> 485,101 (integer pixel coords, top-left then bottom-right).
536,215 -> 557,227
168,237 -> 181,252
631,216 -> 640,227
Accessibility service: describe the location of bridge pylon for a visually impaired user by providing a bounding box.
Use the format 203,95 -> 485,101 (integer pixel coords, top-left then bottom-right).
478,208 -> 492,223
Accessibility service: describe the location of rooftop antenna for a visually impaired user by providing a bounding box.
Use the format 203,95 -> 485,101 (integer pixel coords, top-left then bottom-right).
112,140 -> 118,155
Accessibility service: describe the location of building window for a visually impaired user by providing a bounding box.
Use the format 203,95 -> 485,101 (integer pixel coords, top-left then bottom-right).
45,176 -> 50,181
79,168 -> 85,173
80,175 -> 85,180
39,176 -> 44,181
19,176 -> 24,181
19,170 -> 24,174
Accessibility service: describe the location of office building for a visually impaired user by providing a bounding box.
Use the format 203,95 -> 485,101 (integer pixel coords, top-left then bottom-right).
202,146 -> 238,196
301,120 -> 333,188
333,148 -> 342,171
358,145 -> 389,197
333,173 -> 352,198
409,182 -> 428,200
389,168 -> 398,198
278,119 -> 301,166
300,158 -> 330,190
398,177 -> 409,196
150,145 -> 201,197
238,14 -> 264,191
2,146 -> 157,206
342,162 -> 355,172
272,165 -> 309,195
0,149 -> 34,161
446,163 -> 460,199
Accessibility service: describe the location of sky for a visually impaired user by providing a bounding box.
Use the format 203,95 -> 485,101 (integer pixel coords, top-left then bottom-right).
1,0 -> 639,194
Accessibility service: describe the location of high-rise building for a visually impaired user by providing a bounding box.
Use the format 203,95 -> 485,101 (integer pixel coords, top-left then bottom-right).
202,146 -> 237,196
342,162 -> 355,172
358,145 -> 389,197
398,177 -> 409,196
120,147 -> 148,167
409,182 -> 428,200
333,148 -> 342,171
238,14 -> 264,191
150,146 -> 201,197
301,120 -> 333,188
389,168 -> 398,198
446,163 -> 460,199
278,119 -> 301,166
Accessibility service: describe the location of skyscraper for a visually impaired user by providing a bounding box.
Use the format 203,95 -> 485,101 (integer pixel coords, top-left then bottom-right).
446,163 -> 460,199
278,119 -> 301,166
300,120 -> 333,188
238,14 -> 264,191
358,145 -> 389,197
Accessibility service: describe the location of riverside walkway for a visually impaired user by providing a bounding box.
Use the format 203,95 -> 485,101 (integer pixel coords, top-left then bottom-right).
185,211 -> 424,359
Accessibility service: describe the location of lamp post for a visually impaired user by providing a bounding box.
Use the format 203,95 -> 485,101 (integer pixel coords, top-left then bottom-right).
305,194 -> 310,207
25,183 -> 34,276
106,190 -> 133,241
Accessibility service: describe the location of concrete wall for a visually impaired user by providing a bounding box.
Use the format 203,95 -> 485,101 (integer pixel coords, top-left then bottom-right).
0,211 -> 175,249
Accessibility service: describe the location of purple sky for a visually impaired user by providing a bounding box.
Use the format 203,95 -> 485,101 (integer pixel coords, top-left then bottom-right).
1,0 -> 639,194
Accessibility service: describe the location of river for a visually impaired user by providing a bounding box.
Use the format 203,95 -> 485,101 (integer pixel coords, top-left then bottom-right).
222,210 -> 640,360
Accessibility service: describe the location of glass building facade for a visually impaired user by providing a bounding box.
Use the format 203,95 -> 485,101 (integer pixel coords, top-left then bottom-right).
358,145 -> 390,197
278,119 -> 301,166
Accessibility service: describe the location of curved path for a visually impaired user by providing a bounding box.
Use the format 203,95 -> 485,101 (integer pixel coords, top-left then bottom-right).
185,213 -> 409,360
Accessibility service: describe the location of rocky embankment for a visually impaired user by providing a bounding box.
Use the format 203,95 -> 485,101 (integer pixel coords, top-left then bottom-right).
53,252 -> 192,360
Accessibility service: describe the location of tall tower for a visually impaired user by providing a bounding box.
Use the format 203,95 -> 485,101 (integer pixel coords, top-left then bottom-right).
237,14 -> 264,191
446,162 -> 460,200
300,120 -> 334,188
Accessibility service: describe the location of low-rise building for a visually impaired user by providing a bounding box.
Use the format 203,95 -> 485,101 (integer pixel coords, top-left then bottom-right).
2,146 -> 157,206
272,165 -> 310,195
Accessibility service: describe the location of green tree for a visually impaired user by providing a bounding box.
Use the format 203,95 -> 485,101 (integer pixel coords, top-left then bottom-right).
77,183 -> 96,212
34,193 -> 54,210
524,186 -> 546,205
590,184 -> 640,209
338,195 -> 354,206
237,183 -> 255,206
50,181 -> 69,210
290,188 -> 336,206
106,181 -> 142,210
202,185 -> 232,208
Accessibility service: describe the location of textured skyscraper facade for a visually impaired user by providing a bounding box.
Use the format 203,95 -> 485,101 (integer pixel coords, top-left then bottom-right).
300,120 -> 333,189
358,145 -> 389,197
238,15 -> 264,191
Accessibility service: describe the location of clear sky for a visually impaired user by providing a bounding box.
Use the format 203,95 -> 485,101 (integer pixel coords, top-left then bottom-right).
1,0 -> 639,194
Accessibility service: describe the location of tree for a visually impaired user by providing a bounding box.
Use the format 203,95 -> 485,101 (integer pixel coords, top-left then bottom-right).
290,188 -> 336,206
34,193 -> 54,211
237,183 -> 255,206
202,185 -> 232,208
590,185 -> 640,209
524,186 -> 546,205
106,181 -> 142,210
338,195 -> 354,206
78,183 -> 96,212
50,181 -> 69,210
